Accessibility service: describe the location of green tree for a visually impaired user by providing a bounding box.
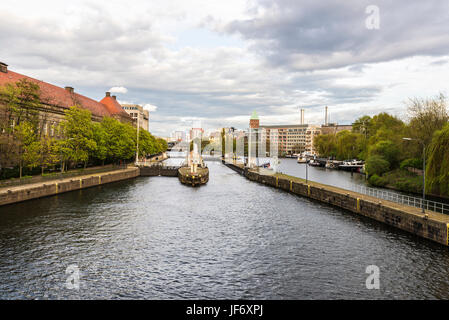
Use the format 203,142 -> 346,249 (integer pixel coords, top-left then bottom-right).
365,155 -> 390,177
426,123 -> 449,196
370,112 -> 405,135
139,130 -> 157,157
336,130 -> 362,160
0,79 -> 41,168
59,106 -> 97,169
352,115 -> 373,138
14,121 -> 40,177
368,140 -> 400,168
39,135 -> 59,174
92,122 -> 108,165
314,134 -> 337,158
100,117 -> 136,163
157,138 -> 168,153
406,93 -> 448,148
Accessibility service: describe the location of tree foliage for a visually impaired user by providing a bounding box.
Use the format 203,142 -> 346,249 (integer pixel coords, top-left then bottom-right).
59,106 -> 97,168
368,140 -> 400,168
314,134 -> 337,158
426,123 -> 449,196
407,93 -> 448,147
0,79 -> 42,177
314,130 -> 362,160
365,155 -> 390,177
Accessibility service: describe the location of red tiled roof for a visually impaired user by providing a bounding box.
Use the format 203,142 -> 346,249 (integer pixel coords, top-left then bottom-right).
99,95 -> 130,117
0,69 -> 110,118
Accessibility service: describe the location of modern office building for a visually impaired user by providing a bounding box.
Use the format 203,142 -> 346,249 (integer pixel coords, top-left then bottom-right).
121,104 -> 150,132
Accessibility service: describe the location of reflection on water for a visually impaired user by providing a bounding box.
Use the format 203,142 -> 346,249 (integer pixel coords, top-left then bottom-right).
0,161 -> 448,299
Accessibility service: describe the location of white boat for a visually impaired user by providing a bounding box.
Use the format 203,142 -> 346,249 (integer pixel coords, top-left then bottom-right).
338,159 -> 365,172
297,156 -> 307,163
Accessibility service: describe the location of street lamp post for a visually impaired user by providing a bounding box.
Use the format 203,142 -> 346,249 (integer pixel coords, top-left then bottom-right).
306,159 -> 308,184
135,114 -> 140,166
403,137 -> 426,213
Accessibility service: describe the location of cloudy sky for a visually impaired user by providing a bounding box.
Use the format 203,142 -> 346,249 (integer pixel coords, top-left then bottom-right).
1,0 -> 449,136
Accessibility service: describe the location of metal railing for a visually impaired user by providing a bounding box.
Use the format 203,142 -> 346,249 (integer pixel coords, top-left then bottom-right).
350,184 -> 449,215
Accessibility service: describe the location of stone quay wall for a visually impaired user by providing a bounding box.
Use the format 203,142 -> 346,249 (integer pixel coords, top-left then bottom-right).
0,167 -> 140,207
225,163 -> 449,246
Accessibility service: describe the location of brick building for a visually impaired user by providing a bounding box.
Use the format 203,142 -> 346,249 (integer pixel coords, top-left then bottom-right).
0,62 -> 133,167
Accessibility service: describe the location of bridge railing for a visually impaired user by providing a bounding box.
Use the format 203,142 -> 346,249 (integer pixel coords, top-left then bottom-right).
350,184 -> 449,215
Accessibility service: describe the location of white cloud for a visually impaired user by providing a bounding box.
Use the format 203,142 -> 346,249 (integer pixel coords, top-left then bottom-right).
108,86 -> 128,94
1,1 -> 448,136
143,104 -> 158,112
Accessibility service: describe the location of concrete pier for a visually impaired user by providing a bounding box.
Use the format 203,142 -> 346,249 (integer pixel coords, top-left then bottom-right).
224,162 -> 449,246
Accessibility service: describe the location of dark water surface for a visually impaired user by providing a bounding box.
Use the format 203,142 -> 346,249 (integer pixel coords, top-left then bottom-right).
0,160 -> 449,299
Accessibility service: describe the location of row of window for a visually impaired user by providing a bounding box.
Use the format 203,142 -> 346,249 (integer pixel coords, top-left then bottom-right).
4,119 -> 60,137
42,121 -> 61,137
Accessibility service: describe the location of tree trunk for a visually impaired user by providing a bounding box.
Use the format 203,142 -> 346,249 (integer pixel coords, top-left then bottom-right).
19,162 -> 23,179
41,166 -> 44,175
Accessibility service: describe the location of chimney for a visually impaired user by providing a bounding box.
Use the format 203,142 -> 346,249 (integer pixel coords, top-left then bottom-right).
64,86 -> 74,94
300,109 -> 305,125
325,106 -> 328,126
105,92 -> 111,97
112,95 -> 117,100
0,62 -> 8,73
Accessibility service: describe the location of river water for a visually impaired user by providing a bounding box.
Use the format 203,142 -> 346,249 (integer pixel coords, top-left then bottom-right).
0,158 -> 449,299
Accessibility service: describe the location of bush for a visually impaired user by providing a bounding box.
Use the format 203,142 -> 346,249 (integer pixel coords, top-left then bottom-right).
394,179 -> 422,193
368,174 -> 388,187
0,167 -> 20,180
365,155 -> 390,176
400,158 -> 423,170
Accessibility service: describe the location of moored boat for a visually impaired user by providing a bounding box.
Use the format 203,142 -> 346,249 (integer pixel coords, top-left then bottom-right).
178,166 -> 209,186
178,146 -> 209,187
338,159 -> 364,172
308,159 -> 323,167
297,156 -> 307,163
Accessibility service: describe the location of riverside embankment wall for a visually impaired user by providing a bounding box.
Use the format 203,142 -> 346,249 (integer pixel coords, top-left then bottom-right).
0,167 -> 140,207
224,162 -> 449,246
139,166 -> 179,177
